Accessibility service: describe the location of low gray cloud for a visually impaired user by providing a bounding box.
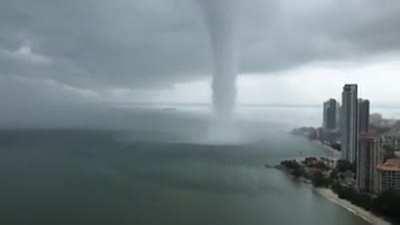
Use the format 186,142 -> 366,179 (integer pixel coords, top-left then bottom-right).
0,0 -> 399,124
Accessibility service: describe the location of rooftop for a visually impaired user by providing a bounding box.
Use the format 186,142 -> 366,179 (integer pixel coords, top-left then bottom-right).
359,131 -> 378,140
377,159 -> 400,172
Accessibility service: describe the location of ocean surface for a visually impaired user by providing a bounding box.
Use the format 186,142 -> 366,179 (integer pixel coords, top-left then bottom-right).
1,105 -> 399,225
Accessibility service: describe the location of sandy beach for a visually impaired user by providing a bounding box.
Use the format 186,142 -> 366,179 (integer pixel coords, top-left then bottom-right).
311,141 -> 392,225
315,188 -> 392,225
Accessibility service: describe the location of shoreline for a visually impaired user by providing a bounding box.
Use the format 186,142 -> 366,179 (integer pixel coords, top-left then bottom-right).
275,156 -> 393,225
278,165 -> 393,225
315,188 -> 391,225
290,130 -> 342,159
310,139 -> 342,159
287,132 -> 396,225
313,142 -> 394,224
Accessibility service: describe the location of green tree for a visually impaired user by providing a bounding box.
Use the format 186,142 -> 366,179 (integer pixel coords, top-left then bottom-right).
336,160 -> 355,173
373,190 -> 400,220
311,171 -> 331,187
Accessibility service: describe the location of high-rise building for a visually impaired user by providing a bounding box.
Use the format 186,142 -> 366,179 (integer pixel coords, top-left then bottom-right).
371,138 -> 384,194
356,99 -> 372,192
358,99 -> 370,133
377,159 -> 400,193
341,84 -> 358,163
323,99 -> 340,130
356,133 -> 383,193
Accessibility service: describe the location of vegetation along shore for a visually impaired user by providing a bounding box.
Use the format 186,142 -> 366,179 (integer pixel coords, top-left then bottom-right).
274,157 -> 400,225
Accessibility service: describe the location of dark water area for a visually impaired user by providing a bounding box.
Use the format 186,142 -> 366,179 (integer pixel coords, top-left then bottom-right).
0,108 -> 373,225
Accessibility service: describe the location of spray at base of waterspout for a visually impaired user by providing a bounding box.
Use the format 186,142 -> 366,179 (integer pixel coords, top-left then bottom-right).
205,117 -> 242,144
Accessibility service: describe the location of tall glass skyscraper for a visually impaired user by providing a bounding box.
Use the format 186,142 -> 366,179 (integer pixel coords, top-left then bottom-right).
323,98 -> 340,130
341,84 -> 358,163
358,99 -> 370,134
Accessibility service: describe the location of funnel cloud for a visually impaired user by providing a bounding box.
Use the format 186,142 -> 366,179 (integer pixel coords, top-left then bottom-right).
0,0 -> 400,127
197,0 -> 240,118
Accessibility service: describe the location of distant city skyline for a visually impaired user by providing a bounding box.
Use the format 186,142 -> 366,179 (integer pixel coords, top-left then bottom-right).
317,84 -> 398,196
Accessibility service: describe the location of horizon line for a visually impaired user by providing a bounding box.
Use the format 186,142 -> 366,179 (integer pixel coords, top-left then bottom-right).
112,102 -> 400,109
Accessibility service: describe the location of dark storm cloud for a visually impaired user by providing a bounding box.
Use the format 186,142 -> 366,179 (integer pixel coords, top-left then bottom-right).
0,0 -> 400,99
239,0 -> 400,73
0,0 -> 211,90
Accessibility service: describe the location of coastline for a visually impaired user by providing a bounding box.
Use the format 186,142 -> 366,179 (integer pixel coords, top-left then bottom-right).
310,139 -> 342,159
314,141 -> 393,224
315,188 -> 391,225
278,165 -> 393,225
287,132 -> 396,225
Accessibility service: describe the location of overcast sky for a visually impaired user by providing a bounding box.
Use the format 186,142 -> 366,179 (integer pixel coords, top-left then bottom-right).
1,0 -> 400,121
